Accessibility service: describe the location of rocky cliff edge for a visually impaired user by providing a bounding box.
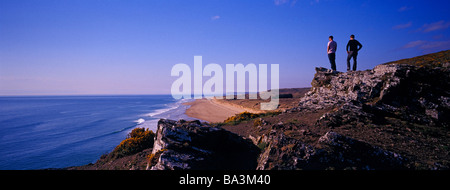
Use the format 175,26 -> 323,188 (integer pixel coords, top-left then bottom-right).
72,50 -> 450,170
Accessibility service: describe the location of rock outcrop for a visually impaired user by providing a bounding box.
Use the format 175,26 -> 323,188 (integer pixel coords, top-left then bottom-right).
150,119 -> 260,170
294,62 -> 450,128
256,130 -> 407,170
256,51 -> 449,170
151,117 -> 410,170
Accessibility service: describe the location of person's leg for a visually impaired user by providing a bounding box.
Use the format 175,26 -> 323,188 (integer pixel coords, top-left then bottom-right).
328,53 -> 336,70
346,52 -> 352,71
352,53 -> 358,71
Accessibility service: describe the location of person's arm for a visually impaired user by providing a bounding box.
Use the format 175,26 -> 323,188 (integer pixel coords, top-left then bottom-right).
357,41 -> 363,51
346,41 -> 350,53
327,42 -> 330,53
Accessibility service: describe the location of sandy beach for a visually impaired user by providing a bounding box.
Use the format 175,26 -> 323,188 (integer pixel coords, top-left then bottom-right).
183,88 -> 311,123
183,98 -> 254,123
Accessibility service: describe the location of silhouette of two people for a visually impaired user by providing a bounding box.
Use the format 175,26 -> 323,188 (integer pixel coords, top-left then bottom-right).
327,34 -> 363,71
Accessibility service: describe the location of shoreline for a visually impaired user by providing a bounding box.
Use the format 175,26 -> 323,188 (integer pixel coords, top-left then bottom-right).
183,98 -> 261,123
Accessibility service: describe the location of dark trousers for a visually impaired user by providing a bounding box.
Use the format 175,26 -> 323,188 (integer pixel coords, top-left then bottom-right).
347,51 -> 358,71
328,53 -> 336,71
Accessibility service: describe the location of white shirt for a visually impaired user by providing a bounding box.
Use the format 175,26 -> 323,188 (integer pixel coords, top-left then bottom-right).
327,40 -> 337,54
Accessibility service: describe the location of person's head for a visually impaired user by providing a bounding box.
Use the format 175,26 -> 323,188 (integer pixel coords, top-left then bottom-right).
329,36 -> 334,41
350,34 -> 355,40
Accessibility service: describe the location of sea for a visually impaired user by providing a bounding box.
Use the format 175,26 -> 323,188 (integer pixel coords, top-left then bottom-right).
0,95 -> 196,170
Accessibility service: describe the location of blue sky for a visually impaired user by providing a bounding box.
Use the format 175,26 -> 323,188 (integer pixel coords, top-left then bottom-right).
1,0 -> 449,95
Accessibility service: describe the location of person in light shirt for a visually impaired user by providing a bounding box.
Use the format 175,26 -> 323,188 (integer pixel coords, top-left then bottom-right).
327,35 -> 337,71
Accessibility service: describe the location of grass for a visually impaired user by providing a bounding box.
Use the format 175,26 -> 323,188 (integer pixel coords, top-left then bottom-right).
257,141 -> 268,151
384,50 -> 450,68
215,111 -> 282,126
147,148 -> 167,168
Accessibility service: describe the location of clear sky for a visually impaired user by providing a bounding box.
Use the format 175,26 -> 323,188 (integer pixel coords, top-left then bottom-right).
1,0 -> 449,95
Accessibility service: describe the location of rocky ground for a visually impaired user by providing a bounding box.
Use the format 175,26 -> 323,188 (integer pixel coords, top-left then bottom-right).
232,50 -> 450,170
70,50 -> 450,170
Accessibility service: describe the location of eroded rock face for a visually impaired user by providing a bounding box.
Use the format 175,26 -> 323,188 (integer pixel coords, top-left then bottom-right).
256,130 -> 318,170
300,64 -> 413,110
295,63 -> 450,127
318,131 -> 407,170
256,130 -> 408,170
259,61 -> 450,170
150,119 -> 260,170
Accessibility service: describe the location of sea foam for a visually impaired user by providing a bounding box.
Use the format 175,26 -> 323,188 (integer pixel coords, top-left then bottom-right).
146,98 -> 193,118
135,118 -> 145,125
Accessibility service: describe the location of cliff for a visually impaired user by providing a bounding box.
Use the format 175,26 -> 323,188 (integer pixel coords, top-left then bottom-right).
296,62 -> 449,128
149,119 -> 259,170
71,120 -> 260,170
255,50 -> 449,170
72,50 -> 450,170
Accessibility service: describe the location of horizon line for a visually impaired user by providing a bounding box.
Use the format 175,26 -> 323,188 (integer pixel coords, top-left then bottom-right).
0,87 -> 311,97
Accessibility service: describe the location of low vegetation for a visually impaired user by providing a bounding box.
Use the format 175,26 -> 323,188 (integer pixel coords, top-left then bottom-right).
384,49 -> 449,68
219,111 -> 281,125
111,127 -> 155,158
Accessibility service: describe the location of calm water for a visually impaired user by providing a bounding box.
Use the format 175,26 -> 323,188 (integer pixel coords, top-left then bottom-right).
0,95 -> 195,170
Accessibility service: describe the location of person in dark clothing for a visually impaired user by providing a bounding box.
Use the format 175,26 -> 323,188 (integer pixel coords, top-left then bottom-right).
346,34 -> 362,71
327,36 -> 337,71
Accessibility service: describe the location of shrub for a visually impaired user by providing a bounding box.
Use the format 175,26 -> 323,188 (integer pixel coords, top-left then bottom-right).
253,118 -> 263,127
224,111 -> 260,124
111,127 -> 155,158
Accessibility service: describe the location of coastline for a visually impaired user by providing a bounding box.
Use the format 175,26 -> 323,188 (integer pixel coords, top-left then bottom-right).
68,49 -> 450,171
183,98 -> 260,123
182,89 -> 310,123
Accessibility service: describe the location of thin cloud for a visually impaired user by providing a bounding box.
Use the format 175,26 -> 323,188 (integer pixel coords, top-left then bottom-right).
211,15 -> 220,21
393,22 -> 412,30
274,0 -> 298,6
418,20 -> 450,33
274,0 -> 288,6
402,40 -> 450,53
418,40 -> 450,50
398,6 -> 412,12
433,34 -> 444,40
402,40 -> 427,49
309,0 -> 319,5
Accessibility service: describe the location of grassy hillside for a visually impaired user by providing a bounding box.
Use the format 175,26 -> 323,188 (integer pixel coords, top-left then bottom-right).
384,50 -> 450,68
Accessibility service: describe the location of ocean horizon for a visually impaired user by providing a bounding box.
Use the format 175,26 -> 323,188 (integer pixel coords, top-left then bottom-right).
0,95 -> 196,170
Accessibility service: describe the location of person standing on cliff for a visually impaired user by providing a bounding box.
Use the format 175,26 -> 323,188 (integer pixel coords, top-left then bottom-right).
346,34 -> 363,71
327,35 -> 337,71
